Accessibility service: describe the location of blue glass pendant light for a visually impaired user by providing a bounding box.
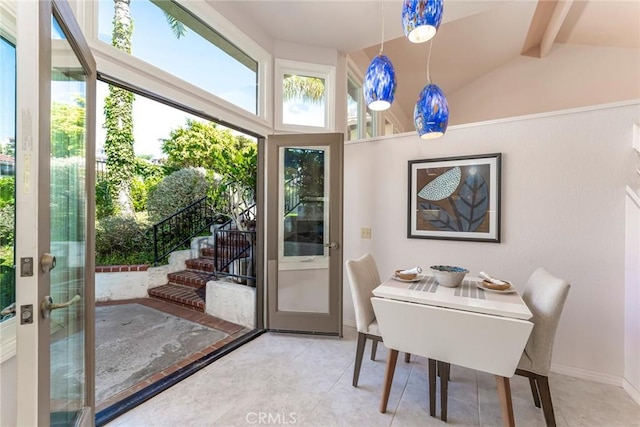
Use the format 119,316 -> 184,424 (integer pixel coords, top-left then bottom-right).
414,83 -> 449,139
363,54 -> 397,111
402,0 -> 444,44
363,0 -> 396,111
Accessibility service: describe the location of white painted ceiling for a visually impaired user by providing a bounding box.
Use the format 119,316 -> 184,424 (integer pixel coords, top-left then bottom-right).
210,0 -> 640,122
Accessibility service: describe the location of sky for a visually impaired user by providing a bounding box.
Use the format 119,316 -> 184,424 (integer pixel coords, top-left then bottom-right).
0,37 -> 15,144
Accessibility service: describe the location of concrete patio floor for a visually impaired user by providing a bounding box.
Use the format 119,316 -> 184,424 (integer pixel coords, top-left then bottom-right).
94,298 -> 251,412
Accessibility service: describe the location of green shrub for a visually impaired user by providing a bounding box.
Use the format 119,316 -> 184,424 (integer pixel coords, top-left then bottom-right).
96,179 -> 118,220
147,168 -> 209,223
0,264 -> 15,316
0,177 -> 14,209
95,214 -> 154,265
0,205 -> 14,246
130,174 -> 163,213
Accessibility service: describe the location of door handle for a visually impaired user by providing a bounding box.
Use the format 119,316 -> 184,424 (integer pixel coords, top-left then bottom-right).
40,253 -> 56,273
323,241 -> 339,249
40,295 -> 81,319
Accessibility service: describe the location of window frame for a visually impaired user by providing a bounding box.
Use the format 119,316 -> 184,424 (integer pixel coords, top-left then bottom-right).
274,58 -> 335,133
72,0 -> 273,136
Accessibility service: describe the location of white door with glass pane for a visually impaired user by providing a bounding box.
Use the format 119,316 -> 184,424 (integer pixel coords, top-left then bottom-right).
266,133 -> 343,335
5,0 -> 97,425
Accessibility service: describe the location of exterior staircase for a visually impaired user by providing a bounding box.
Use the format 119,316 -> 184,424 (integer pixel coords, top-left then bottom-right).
148,234 -> 251,312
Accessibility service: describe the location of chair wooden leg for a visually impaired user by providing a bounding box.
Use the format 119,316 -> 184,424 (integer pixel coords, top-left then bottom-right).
428,359 -> 437,417
371,339 -> 378,361
379,349 -> 399,413
404,353 -> 411,363
352,332 -> 367,387
439,361 -> 450,422
537,375 -> 557,427
529,377 -> 541,408
495,375 -> 515,427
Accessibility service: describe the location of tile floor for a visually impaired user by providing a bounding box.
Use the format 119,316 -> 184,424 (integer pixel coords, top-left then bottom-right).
107,327 -> 640,427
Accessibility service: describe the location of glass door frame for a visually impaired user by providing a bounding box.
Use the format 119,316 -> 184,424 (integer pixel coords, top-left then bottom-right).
265,133 -> 343,335
15,0 -> 96,425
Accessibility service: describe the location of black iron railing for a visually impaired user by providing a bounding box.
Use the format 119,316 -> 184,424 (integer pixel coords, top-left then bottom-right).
96,159 -> 107,182
213,204 -> 256,285
153,196 -> 215,265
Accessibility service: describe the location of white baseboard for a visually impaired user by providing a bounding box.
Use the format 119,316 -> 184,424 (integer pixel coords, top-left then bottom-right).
623,379 -> 640,405
551,363 -> 622,386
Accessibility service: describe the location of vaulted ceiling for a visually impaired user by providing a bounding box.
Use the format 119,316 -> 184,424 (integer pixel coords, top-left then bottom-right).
211,0 -> 640,126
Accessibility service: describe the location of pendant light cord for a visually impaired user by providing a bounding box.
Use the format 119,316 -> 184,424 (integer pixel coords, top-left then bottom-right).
379,0 -> 384,55
426,39 -> 433,83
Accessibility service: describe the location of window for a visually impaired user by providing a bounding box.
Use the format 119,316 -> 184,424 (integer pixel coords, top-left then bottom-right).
98,0 -> 259,114
275,59 -> 335,132
0,36 -> 15,329
347,74 -> 375,140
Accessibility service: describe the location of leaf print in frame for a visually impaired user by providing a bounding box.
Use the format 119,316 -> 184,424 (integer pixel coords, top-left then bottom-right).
408,154 -> 501,242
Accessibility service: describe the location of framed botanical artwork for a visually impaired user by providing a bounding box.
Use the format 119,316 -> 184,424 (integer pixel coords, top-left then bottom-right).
408,153 -> 501,242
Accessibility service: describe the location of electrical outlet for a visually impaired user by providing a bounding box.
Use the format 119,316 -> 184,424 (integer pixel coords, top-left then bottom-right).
360,227 -> 372,239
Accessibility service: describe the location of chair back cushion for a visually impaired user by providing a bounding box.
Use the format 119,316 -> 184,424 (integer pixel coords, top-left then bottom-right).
519,267 -> 571,376
346,254 -> 381,334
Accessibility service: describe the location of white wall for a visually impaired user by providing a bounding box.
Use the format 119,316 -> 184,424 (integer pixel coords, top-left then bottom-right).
343,102 -> 640,381
625,187 -> 640,403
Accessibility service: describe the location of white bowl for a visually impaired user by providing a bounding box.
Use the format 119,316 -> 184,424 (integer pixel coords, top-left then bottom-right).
430,265 -> 469,288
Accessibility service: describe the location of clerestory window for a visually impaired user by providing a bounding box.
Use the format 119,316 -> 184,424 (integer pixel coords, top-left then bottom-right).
97,0 -> 259,115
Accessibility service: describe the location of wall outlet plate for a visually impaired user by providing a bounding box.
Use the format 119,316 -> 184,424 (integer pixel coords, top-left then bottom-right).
360,227 -> 372,239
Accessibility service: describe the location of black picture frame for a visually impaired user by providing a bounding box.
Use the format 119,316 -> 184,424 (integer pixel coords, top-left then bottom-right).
407,153 -> 501,242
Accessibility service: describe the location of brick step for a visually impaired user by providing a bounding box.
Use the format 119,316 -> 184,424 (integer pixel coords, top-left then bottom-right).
148,283 -> 205,312
185,258 -> 215,273
167,270 -> 214,289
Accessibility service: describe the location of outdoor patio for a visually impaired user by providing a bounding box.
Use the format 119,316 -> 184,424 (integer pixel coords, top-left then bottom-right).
94,298 -> 251,412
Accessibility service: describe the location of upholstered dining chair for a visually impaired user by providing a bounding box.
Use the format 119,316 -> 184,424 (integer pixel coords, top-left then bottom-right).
346,254 -> 410,387
514,267 -> 571,427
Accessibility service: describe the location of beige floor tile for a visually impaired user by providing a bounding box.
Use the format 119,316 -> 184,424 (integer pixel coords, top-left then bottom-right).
107,328 -> 640,427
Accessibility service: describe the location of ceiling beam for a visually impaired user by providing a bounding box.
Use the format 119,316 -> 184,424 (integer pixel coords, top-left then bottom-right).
540,0 -> 574,57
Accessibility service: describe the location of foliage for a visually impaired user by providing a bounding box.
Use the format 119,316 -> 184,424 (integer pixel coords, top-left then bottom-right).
50,158 -> 85,243
283,74 -> 325,103
95,213 -> 154,265
134,157 -> 165,181
0,138 -> 14,156
51,97 -> 85,158
162,12 -> 187,38
104,83 -> 135,213
130,158 -> 165,212
0,205 -> 14,247
161,120 -> 257,226
147,168 -> 209,222
96,179 -> 118,220
0,264 -> 14,318
0,177 -> 14,209
104,0 -> 135,213
284,148 -> 325,198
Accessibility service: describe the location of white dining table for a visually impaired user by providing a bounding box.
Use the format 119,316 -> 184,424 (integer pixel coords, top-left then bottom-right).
372,274 -> 534,427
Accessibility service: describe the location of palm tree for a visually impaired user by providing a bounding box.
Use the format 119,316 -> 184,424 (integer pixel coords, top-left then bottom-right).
282,75 -> 325,103
105,0 -> 186,214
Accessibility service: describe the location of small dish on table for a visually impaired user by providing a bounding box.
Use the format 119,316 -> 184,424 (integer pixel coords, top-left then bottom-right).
392,274 -> 424,283
476,280 -> 517,293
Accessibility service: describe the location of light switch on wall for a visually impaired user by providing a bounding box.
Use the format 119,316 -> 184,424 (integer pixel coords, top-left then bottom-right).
360,227 -> 372,239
